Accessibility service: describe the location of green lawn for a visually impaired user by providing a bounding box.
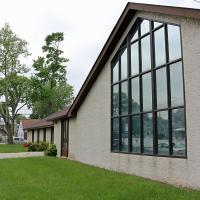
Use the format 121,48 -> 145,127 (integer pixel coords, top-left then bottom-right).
0,144 -> 27,153
0,157 -> 199,200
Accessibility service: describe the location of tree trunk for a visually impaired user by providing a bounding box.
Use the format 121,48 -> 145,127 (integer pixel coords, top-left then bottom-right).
11,114 -> 15,137
6,122 -> 12,144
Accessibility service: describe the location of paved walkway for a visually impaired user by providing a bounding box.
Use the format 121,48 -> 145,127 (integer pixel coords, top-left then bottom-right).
0,152 -> 44,159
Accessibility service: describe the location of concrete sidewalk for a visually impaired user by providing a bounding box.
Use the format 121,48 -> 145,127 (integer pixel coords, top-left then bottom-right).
0,152 -> 44,159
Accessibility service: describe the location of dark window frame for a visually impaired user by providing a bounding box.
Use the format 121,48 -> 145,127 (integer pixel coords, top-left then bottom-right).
111,17 -> 187,159
37,129 -> 40,143
51,127 -> 54,144
32,130 -> 34,143
43,128 -> 46,142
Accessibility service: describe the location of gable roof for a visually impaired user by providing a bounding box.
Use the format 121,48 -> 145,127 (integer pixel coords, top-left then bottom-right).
46,106 -> 70,121
26,119 -> 53,130
68,2 -> 200,117
21,119 -> 40,130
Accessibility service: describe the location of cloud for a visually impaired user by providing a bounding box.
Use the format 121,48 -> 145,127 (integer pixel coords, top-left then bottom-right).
0,0 -> 199,115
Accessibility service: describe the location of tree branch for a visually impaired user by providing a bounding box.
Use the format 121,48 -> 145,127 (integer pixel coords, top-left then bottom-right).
15,103 -> 26,115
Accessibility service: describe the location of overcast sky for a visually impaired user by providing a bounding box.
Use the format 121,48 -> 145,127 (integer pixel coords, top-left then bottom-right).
0,0 -> 199,115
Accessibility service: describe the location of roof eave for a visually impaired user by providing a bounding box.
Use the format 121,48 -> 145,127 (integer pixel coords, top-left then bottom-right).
27,124 -> 54,130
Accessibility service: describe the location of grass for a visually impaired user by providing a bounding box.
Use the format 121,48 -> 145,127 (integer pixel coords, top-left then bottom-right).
0,144 -> 27,153
0,157 -> 199,200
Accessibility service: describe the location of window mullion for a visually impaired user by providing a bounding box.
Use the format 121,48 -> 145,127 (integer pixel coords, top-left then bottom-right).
128,42 -> 132,153
150,21 -> 157,155
119,52 -> 122,152
138,22 -> 143,154
165,24 -> 173,155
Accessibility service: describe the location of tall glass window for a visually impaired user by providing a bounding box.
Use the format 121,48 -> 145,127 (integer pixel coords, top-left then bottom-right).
111,18 -> 186,158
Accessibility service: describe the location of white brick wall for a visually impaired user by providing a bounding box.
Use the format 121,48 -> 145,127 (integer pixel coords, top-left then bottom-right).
54,120 -> 62,157
46,128 -> 51,143
68,11 -> 200,188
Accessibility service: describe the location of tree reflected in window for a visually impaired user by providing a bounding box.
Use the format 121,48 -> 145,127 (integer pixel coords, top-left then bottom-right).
111,18 -> 186,157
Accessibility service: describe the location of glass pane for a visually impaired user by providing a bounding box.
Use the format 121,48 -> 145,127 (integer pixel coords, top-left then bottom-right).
121,81 -> 128,115
132,115 -> 141,153
141,35 -> 151,72
121,117 -> 128,152
142,73 -> 152,112
172,108 -> 186,156
112,58 -> 119,83
141,20 -> 150,36
131,77 -> 140,113
157,111 -> 169,155
130,28 -> 138,42
112,84 -> 119,116
170,62 -> 184,107
154,27 -> 166,67
112,118 -> 119,151
143,113 -> 153,154
120,48 -> 128,80
168,25 -> 182,61
131,42 -> 139,76
154,22 -> 162,29
156,68 -> 168,109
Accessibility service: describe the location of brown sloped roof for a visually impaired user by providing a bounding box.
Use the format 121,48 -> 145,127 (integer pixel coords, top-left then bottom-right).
21,119 -> 40,130
46,106 -> 70,121
68,2 -> 200,117
26,119 -> 53,130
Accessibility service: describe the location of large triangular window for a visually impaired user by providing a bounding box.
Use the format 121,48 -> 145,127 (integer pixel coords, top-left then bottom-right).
111,18 -> 186,158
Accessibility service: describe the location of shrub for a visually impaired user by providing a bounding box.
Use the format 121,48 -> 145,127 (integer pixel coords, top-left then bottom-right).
46,144 -> 57,157
40,142 -> 49,151
28,143 -> 37,152
0,136 -> 2,143
28,142 -> 51,152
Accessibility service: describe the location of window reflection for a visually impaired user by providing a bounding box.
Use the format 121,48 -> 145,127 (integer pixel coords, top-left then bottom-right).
170,62 -> 184,107
112,118 -> 119,151
120,48 -> 128,80
130,30 -> 138,42
141,36 -> 151,72
157,111 -> 169,155
121,81 -> 128,115
143,113 -> 153,154
140,20 -> 150,36
131,42 -> 139,76
131,77 -> 140,113
112,84 -> 119,116
111,18 -> 185,158
172,108 -> 186,156
156,68 -> 168,109
142,73 -> 152,112
121,117 -> 128,152
132,115 -> 141,153
154,22 -> 162,29
168,25 -> 182,61
112,58 -> 119,83
154,27 -> 166,66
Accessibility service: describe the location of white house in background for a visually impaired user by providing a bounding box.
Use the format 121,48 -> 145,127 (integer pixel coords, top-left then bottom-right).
17,121 -> 24,139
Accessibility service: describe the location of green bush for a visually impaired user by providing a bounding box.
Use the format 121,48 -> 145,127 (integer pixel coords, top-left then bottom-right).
40,142 -> 49,151
28,142 -> 49,152
28,143 -> 37,152
0,136 -> 2,143
46,144 -> 57,157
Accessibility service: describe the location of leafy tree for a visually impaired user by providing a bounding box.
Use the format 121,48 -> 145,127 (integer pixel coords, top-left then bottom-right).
0,24 -> 30,143
29,32 -> 74,118
0,74 -> 30,142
